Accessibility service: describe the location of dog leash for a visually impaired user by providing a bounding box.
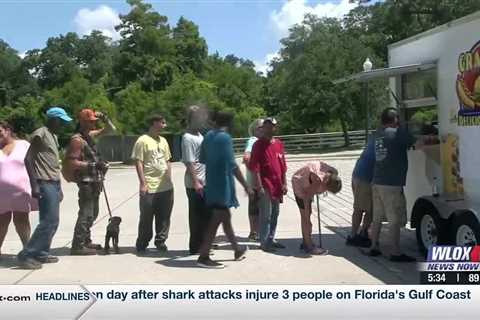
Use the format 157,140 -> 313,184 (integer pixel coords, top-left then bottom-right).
102,181 -> 113,219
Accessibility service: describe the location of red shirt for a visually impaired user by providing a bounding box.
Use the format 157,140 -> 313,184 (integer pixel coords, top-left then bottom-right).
249,138 -> 287,201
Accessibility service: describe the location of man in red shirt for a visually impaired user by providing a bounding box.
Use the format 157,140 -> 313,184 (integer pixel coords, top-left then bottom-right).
249,117 -> 287,252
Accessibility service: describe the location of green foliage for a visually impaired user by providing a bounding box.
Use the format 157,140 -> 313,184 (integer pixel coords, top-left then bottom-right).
1,0 -> 478,140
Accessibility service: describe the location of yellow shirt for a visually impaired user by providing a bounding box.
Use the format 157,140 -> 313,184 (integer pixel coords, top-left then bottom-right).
131,134 -> 173,193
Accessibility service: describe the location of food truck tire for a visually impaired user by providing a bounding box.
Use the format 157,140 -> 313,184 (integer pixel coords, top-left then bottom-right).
451,213 -> 480,246
414,201 -> 448,254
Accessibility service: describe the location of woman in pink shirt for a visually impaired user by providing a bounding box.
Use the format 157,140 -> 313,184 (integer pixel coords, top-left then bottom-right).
291,161 -> 342,255
0,121 -> 37,258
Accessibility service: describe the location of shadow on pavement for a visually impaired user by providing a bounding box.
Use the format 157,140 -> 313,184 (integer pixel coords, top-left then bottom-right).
0,254 -> 18,268
325,226 -> 421,284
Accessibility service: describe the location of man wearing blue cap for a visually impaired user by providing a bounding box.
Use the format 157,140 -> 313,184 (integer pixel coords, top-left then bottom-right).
18,107 -> 72,269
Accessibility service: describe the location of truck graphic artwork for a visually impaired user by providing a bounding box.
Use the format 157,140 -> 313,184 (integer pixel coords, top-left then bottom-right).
457,40 -> 480,125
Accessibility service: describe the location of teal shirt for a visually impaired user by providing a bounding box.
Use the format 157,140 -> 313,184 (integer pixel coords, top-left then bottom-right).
200,129 -> 239,208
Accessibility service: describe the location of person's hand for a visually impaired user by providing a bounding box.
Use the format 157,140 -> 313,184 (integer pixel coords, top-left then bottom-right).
96,160 -> 109,172
193,180 -> 204,197
255,185 -> 265,195
31,183 -> 41,199
282,184 -> 288,195
139,183 -> 148,196
95,111 -> 107,120
245,186 -> 254,197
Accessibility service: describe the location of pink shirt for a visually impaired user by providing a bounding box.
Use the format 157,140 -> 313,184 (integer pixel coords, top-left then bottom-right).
291,161 -> 335,200
0,140 -> 38,214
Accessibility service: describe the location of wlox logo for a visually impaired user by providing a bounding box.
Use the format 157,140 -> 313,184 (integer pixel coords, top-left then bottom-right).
427,245 -> 480,262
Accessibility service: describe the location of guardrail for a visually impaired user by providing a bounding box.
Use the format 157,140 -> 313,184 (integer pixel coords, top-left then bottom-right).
97,130 -> 369,163
232,130 -> 369,154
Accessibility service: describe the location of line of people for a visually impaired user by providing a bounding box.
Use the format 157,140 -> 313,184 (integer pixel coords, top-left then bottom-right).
0,105 -> 424,270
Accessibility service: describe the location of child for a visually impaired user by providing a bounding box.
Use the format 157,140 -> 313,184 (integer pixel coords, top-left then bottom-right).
291,161 -> 342,255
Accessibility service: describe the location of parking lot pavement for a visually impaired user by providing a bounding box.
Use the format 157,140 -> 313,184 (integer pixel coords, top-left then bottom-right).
0,151 -> 421,285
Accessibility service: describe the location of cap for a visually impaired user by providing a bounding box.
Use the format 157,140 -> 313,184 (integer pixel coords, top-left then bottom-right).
79,109 -> 98,122
46,107 -> 73,122
263,117 -> 278,125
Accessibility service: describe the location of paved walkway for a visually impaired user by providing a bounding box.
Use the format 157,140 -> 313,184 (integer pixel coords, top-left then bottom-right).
0,150 -> 421,284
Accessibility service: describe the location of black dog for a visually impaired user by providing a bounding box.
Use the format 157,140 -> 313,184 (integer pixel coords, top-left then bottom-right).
104,216 -> 122,254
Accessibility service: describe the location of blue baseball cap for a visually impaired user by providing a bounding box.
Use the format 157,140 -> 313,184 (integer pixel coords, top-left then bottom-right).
46,107 -> 73,122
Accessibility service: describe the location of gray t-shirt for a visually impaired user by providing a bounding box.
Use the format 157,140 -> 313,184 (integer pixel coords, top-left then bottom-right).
372,126 -> 416,186
30,126 -> 61,181
181,132 -> 206,189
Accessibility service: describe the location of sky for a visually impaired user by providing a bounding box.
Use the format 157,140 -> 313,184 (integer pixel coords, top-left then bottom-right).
0,0 -> 364,74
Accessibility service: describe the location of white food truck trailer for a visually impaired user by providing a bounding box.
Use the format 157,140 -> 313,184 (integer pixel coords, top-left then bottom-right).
336,11 -> 480,253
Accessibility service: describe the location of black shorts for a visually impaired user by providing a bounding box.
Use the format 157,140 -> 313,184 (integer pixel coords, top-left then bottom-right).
294,195 -> 312,210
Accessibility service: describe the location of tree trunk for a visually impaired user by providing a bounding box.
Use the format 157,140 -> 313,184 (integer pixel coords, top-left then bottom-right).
340,116 -> 350,147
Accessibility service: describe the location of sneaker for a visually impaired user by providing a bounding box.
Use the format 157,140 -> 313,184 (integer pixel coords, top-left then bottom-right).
35,255 -> 59,264
272,241 -> 286,249
18,257 -> 42,270
346,235 -> 372,248
70,247 -> 97,256
84,243 -> 102,250
390,254 -> 416,263
234,246 -> 248,261
136,248 -> 157,256
197,256 -> 225,269
248,232 -> 258,241
156,244 -> 168,253
365,248 -> 382,257
260,245 -> 276,253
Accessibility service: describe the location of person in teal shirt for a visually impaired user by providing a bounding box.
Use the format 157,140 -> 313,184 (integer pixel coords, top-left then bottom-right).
197,111 -> 252,269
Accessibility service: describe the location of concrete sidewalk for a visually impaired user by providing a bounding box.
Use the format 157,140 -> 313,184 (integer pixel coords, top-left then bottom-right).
0,153 -> 421,285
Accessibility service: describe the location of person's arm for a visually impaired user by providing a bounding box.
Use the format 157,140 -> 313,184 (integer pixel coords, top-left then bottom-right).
135,160 -> 147,195
249,143 -> 264,193
280,142 -> 288,195
65,137 -> 89,171
132,139 -> 147,195
234,167 -> 253,196
24,137 -> 40,198
89,112 -> 116,138
182,137 -> 204,194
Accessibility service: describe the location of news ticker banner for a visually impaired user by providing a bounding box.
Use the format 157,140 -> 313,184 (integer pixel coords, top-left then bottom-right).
0,285 -> 478,319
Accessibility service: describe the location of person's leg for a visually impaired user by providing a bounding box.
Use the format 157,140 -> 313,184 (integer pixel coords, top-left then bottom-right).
219,209 -> 240,252
369,185 -> 384,255
384,186 -> 409,259
248,192 -> 259,238
351,179 -> 363,237
258,191 -> 273,249
12,212 -> 30,247
187,188 -> 201,254
19,181 -> 61,259
136,193 -> 154,251
198,209 -> 223,258
85,184 -> 101,247
0,212 -> 13,254
299,207 -> 313,249
359,182 -> 373,239
72,183 -> 95,250
268,199 -> 280,242
153,189 -> 174,249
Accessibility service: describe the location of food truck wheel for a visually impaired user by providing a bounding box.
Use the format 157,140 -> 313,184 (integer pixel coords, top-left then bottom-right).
415,205 -> 447,254
452,213 -> 480,246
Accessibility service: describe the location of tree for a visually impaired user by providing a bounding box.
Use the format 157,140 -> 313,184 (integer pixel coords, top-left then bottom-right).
114,0 -> 177,92
173,17 -> 208,75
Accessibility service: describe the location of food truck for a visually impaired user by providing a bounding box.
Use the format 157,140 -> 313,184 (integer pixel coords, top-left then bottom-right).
336,11 -> 480,252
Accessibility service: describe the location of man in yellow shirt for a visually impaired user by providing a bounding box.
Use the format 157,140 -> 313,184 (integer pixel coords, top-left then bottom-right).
131,115 -> 174,254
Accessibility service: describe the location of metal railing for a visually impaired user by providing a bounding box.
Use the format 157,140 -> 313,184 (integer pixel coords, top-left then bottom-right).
233,130 -> 369,154
97,130 -> 369,163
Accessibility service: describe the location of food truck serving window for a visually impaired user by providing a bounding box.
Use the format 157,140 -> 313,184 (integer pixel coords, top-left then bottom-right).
401,69 -> 437,101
